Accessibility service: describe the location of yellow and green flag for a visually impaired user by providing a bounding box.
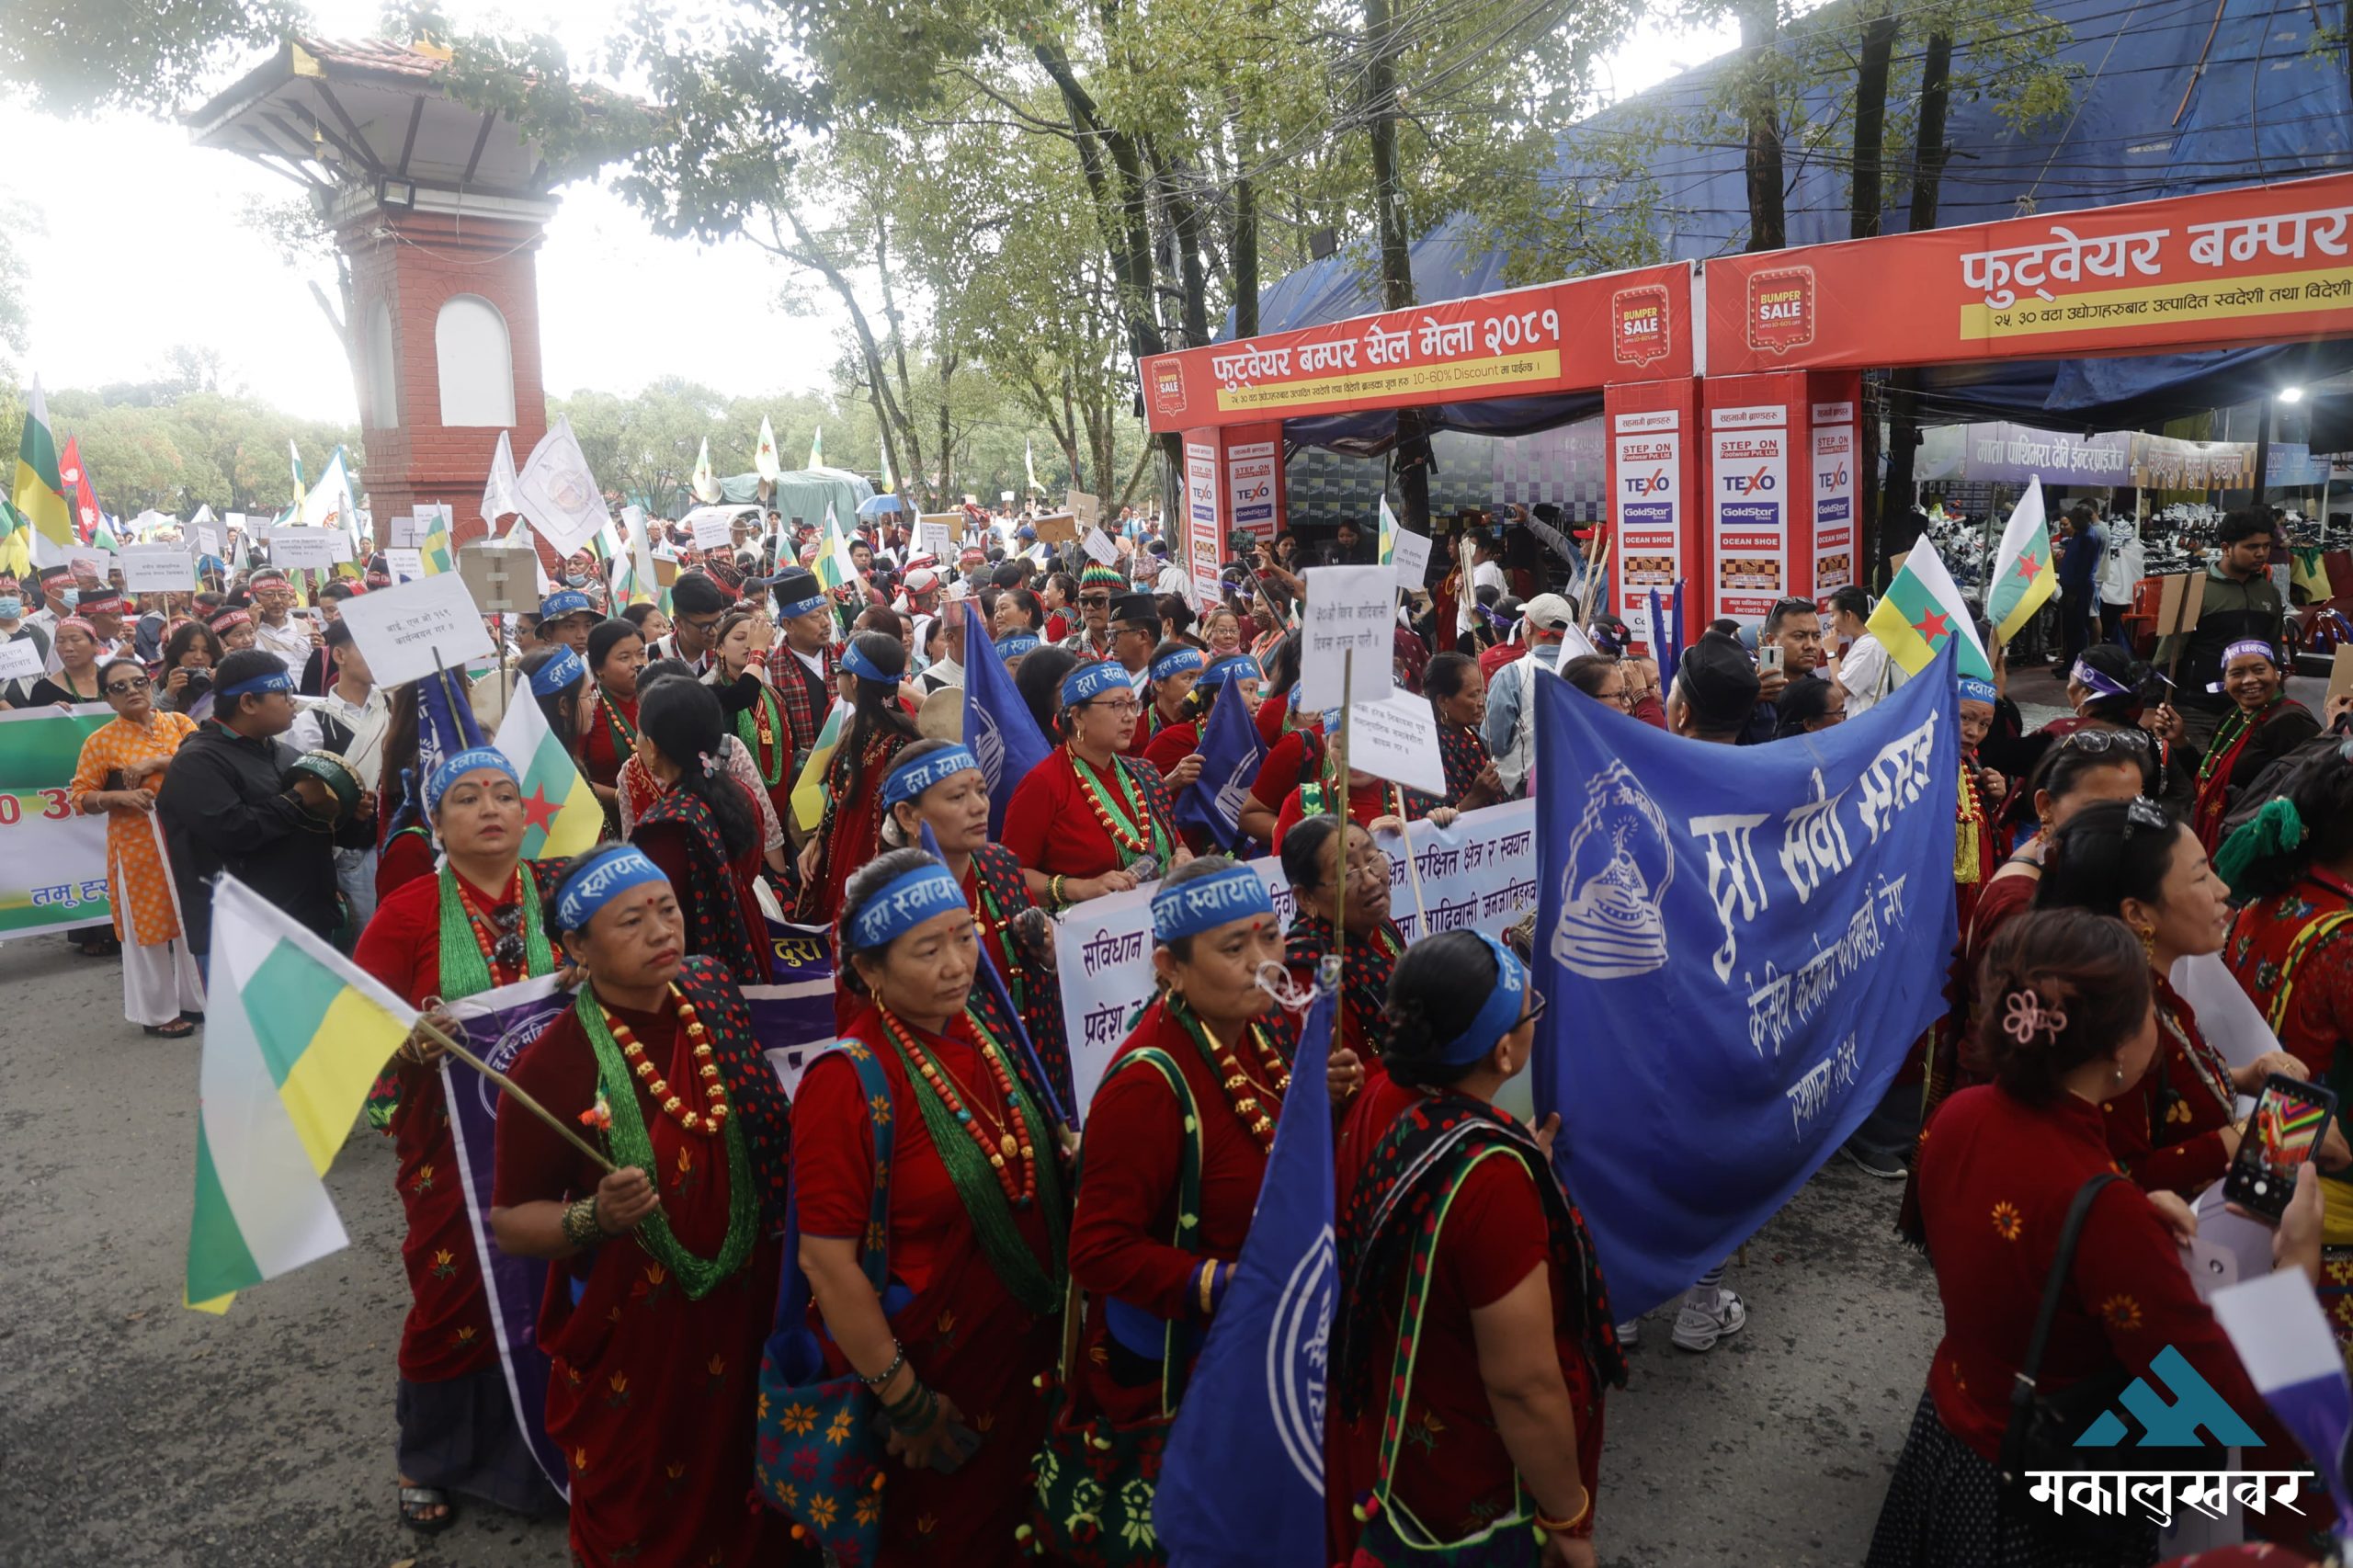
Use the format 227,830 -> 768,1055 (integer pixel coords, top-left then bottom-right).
1866,532 -> 1994,681
790,699 -> 848,830
1984,476 -> 2058,645
1377,495 -> 1398,566
186,877 -> 416,1312
691,437 -> 721,505
492,672 -> 604,858
12,375 -> 74,568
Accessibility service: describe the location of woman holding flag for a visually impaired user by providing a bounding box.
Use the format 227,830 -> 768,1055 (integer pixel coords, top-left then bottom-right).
1330,928 -> 1621,1565
626,676 -> 767,986
2175,639 -> 2318,853
878,738 -> 1074,1109
1003,660 -> 1189,908
352,746 -> 565,1534
787,847 -> 1065,1566
490,846 -> 793,1568
792,630 -> 920,924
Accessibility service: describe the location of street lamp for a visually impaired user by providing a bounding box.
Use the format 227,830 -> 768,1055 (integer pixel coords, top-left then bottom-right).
2279,385 -> 2305,403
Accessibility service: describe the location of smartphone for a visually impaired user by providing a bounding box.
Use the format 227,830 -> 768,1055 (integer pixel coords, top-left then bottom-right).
2223,1073 -> 2336,1223
1758,643 -> 1785,676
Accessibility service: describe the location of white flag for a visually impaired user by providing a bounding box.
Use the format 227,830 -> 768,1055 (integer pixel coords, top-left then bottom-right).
483,431 -> 522,523
299,447 -> 353,533
692,437 -> 721,505
1025,437 -> 1040,494
755,416 -> 782,483
514,415 -> 610,558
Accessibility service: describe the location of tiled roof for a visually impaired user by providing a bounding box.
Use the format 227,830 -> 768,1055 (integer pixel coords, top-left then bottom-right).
292,36 -> 452,79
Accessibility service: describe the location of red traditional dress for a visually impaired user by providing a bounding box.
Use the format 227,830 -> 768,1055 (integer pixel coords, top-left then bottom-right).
790,1003 -> 1064,1567
1001,747 -> 1180,884
1284,912 -> 1404,1071
2100,971 -> 2237,1198
2191,696 -> 2319,852
376,822 -> 438,903
1271,774 -> 1427,852
961,842 -> 1074,1112
791,727 -> 913,925
492,960 -> 792,1568
631,779 -> 767,987
353,860 -> 563,1516
1068,997 -> 1290,1426
1329,1092 -> 1623,1558
1432,720 -> 1493,811
1245,726 -> 1321,826
577,687 -> 638,793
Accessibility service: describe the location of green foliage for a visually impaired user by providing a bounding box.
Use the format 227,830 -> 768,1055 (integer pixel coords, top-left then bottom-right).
0,0 -> 302,115
39,382 -> 358,516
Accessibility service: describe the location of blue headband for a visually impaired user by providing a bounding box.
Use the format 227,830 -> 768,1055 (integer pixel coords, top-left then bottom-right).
881,744 -> 981,808
848,862 -> 968,949
1438,933 -> 1531,1065
540,590 -> 594,619
529,645 -> 586,697
555,846 -> 669,933
1062,659 -> 1129,708
217,667 -> 295,699
840,640 -> 892,684
779,594 -> 829,619
1959,676 -> 1998,707
1151,864 -> 1274,944
997,633 -> 1041,659
425,745 -> 519,815
1151,646 -> 1206,683
1199,654 -> 1260,689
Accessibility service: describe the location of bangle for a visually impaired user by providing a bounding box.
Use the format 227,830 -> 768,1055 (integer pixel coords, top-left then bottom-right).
885,1384 -> 937,1435
561,1197 -> 603,1249
1535,1490 -> 1593,1534
858,1342 -> 907,1389
1195,1259 -> 1217,1317
1050,874 -> 1068,908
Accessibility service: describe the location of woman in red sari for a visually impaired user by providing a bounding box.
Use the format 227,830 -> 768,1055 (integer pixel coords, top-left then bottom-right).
1330,930 -> 1622,1565
1065,857 -> 1290,1542
1002,657 -> 1190,909
1267,708 -> 1459,849
576,619 -> 646,821
490,847 -> 793,1568
2035,797 -> 2323,1196
355,747 -> 565,1532
878,738 -> 1074,1113
793,630 -> 920,924
2169,638 -> 2320,853
790,848 -> 1065,1566
1139,642 -> 1204,751
626,676 -> 767,985
1281,814 -> 1405,1097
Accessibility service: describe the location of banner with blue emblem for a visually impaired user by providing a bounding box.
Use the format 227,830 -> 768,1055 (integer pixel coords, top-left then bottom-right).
1531,643 -> 1960,1316
1154,983 -> 1338,1568
961,611 -> 1052,837
1175,681 -> 1269,853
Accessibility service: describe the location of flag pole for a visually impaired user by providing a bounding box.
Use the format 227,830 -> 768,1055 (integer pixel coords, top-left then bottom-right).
411,1016 -> 620,1175
1335,649 -> 1351,965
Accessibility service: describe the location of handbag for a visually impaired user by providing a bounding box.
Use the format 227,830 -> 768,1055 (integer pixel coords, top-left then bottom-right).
1025,1047 -> 1201,1564
1351,1147 -> 1547,1568
755,1042 -> 896,1562
1995,1170 -> 2154,1554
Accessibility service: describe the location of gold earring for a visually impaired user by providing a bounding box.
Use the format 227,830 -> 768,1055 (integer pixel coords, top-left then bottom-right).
2133,924 -> 2156,961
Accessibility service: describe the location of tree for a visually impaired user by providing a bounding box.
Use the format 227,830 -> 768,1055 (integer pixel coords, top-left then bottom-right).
0,1 -> 302,115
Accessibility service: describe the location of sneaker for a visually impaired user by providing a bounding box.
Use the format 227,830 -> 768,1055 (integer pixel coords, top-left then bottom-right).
1840,1142 -> 1908,1180
1672,1288 -> 1747,1352
1615,1318 -> 1640,1348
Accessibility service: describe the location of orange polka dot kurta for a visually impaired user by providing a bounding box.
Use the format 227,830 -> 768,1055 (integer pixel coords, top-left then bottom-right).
71,711 -> 200,944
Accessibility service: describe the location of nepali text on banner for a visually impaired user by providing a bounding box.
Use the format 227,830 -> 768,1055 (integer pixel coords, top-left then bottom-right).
0,705 -> 115,939
1531,644 -> 1960,1317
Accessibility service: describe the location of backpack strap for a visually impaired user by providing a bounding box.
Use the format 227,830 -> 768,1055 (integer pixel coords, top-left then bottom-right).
772,1040 -> 897,1336
1998,1172 -> 2122,1484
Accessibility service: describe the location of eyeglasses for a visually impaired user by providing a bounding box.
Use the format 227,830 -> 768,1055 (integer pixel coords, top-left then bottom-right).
2120,797 -> 2172,840
1086,697 -> 1142,717
104,675 -> 151,695
1520,991 -> 1549,1030
2057,729 -> 2151,756
678,614 -> 722,633
1078,593 -> 1111,608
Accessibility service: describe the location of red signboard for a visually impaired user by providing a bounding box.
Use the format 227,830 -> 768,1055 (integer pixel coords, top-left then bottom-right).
1707,170 -> 2353,375
1142,262 -> 1695,433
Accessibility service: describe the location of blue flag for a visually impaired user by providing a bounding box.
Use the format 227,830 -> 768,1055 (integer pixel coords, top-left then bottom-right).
1155,983 -> 1337,1568
961,610 -> 1052,838
1531,641 -> 1960,1315
389,660 -> 488,836
1175,685 -> 1268,852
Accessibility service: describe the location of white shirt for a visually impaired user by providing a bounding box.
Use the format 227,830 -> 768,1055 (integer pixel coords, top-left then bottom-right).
1473,560 -> 1507,595
1836,633 -> 1897,716
288,686 -> 382,755
254,614 -> 312,677
1153,562 -> 1189,600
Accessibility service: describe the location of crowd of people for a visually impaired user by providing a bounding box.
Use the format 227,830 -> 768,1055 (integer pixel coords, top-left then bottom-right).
10,494 -> 2353,1567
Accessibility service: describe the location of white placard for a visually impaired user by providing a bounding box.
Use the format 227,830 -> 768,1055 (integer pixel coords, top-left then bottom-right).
268,528 -> 339,571
194,523 -> 222,559
915,516 -> 958,562
1391,526 -> 1432,590
119,545 -> 195,595
66,547 -> 108,580
689,509 -> 737,551
1343,691 -> 1446,796
329,530 -> 354,563
390,515 -> 419,548
334,571 -> 494,691
224,511 -> 247,534
0,638 -> 44,683
386,548 -> 426,584
1298,564 -> 1396,711
1082,528 -> 1120,566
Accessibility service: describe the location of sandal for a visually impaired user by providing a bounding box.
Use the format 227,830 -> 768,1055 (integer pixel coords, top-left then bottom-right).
76,939 -> 120,959
398,1484 -> 455,1534
142,1018 -> 197,1039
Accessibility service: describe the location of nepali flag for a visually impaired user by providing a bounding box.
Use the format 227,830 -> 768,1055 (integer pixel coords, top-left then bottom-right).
1154,979 -> 1337,1567
59,435 -> 101,544
961,611 -> 1051,839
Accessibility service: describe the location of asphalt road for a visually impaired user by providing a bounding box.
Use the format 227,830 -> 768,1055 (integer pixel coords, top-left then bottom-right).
0,930 -> 1942,1568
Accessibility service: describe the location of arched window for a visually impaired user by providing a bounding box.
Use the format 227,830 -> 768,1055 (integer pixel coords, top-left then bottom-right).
365,300 -> 398,427
434,294 -> 516,426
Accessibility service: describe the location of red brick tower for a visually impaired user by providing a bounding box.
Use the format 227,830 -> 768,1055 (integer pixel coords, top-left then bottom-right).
190,38 -> 557,552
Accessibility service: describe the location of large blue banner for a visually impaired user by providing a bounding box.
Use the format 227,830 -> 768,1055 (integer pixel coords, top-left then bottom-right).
1531,644 -> 1960,1317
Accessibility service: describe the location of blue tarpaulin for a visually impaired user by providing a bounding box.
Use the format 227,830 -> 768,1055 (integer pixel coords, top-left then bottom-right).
1240,0 -> 2353,446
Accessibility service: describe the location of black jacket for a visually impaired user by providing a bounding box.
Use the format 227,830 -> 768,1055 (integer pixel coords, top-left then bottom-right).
155,722 -> 372,953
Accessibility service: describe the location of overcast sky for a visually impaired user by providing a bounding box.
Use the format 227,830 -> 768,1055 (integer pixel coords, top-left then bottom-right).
6,1 -> 1730,422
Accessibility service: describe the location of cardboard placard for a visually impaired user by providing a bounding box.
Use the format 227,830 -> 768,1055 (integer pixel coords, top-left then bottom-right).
654,555 -> 680,587
1298,564 -> 1397,711
2327,645 -> 2353,707
1391,526 -> 1433,591
335,571 -> 495,691
0,638 -> 44,684
459,540 -> 540,616
2155,570 -> 2208,638
390,515 -> 419,548
268,528 -> 339,571
688,508 -> 739,551
193,524 -> 222,559
1031,512 -> 1079,544
119,545 -> 195,595
329,530 -> 354,563
1068,490 -> 1101,526
1000,490 -> 1016,504
915,515 -> 959,562
1343,691 -> 1445,795
1082,528 -> 1120,566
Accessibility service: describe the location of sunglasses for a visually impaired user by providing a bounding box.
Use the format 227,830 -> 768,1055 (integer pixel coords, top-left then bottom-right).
486,903 -> 527,971
1521,991 -> 1549,1030
2120,796 -> 2172,839
105,675 -> 151,695
1078,594 -> 1111,608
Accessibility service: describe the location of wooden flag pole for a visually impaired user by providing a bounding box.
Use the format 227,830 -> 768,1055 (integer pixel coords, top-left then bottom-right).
1334,648 -> 1352,964
2161,570 -> 2201,690
411,1015 -> 620,1175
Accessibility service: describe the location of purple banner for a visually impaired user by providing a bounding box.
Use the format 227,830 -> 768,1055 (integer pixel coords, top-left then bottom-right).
748,915 -> 840,1095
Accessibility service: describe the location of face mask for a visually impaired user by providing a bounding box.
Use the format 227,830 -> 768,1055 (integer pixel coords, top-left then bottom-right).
59,588 -> 79,610
0,597 -> 19,619
563,571 -> 592,587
